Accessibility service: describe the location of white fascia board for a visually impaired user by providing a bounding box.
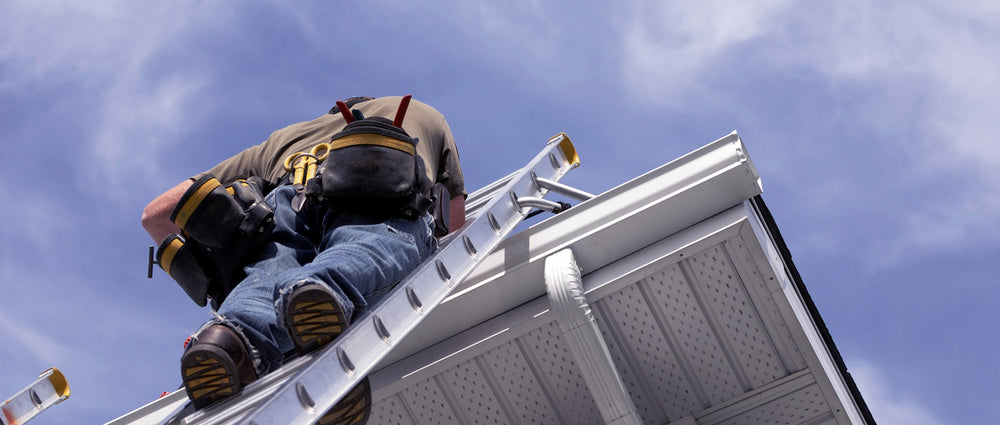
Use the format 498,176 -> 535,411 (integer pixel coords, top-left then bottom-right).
382,132 -> 762,366
739,202 -> 869,424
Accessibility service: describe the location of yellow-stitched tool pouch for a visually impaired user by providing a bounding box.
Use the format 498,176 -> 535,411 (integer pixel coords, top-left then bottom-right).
156,234 -> 212,307
317,117 -> 419,200
160,175 -> 275,308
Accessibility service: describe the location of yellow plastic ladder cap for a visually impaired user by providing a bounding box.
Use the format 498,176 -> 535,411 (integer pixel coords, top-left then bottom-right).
550,132 -> 580,168
44,368 -> 70,400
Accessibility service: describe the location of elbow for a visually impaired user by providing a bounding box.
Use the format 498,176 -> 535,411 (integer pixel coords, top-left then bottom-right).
142,179 -> 192,243
140,202 -> 167,243
141,196 -> 181,244
140,204 -> 157,236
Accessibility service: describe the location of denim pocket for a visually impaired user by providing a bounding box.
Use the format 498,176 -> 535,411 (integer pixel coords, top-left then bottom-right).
385,222 -> 416,246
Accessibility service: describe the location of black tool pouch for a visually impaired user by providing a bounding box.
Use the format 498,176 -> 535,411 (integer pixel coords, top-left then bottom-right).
160,175 -> 276,308
170,175 -> 243,248
170,175 -> 275,244
155,233 -> 246,308
307,116 -> 435,219
156,234 -> 213,307
318,118 -> 418,199
226,177 -> 275,237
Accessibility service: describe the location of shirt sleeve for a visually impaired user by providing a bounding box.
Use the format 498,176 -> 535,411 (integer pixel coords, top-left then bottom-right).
190,142 -> 267,183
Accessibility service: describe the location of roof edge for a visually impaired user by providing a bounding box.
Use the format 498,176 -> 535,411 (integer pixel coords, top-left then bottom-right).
749,195 -> 877,425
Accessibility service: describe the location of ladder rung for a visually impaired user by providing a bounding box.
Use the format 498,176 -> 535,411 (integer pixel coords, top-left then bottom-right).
464,170 -> 517,218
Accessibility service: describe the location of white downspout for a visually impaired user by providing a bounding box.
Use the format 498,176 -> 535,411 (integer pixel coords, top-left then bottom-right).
545,248 -> 643,425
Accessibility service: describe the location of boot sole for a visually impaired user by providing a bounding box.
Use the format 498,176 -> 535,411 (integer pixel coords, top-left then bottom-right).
286,286 -> 348,354
181,343 -> 242,409
317,377 -> 371,425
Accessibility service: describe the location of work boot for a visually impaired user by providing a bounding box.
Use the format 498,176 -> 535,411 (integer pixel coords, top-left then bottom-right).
284,282 -> 350,354
317,377 -> 372,425
180,325 -> 257,409
285,282 -> 370,424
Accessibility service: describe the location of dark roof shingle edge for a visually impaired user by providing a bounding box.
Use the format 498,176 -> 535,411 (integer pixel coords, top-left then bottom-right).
750,195 -> 877,425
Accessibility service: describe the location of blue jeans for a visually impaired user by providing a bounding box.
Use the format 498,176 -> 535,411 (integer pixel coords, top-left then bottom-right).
202,185 -> 437,375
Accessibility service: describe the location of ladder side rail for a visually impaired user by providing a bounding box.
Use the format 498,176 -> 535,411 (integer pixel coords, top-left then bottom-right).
195,134 -> 580,425
463,170 -> 517,217
174,354 -> 315,425
439,170 -> 523,247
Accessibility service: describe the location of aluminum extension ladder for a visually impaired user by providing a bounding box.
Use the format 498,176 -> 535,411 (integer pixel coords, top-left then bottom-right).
107,132 -> 587,425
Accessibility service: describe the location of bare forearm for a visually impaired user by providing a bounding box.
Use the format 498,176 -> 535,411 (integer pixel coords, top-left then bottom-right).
142,179 -> 194,244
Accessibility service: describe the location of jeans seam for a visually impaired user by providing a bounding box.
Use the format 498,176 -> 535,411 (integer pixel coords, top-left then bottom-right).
385,223 -> 416,245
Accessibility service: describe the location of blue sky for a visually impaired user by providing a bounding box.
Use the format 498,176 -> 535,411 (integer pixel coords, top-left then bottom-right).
1,1 -> 997,424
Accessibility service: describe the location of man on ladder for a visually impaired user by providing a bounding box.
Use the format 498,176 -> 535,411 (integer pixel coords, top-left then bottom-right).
141,95 -> 467,425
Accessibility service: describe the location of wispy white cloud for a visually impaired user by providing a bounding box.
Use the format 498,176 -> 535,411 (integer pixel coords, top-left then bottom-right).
90,73 -> 205,198
850,360 -> 946,425
781,1 -> 1000,263
0,309 -> 67,366
618,0 -> 791,103
616,0 -> 1000,264
773,1 -> 1000,167
1,1 -> 212,197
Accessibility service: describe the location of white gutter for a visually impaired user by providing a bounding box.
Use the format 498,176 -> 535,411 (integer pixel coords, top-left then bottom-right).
383,131 -> 762,366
